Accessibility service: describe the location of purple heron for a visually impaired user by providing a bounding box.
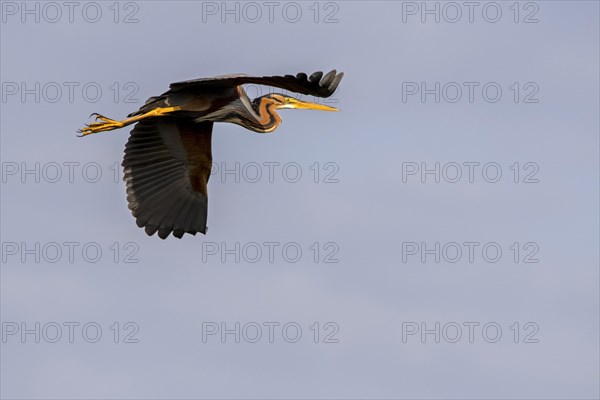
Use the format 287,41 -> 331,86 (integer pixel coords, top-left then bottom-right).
79,70 -> 344,239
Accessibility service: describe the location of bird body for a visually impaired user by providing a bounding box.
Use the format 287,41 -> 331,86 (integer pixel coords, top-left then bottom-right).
79,70 -> 344,239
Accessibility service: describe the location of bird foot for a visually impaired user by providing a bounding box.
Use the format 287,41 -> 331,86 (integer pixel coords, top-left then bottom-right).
78,113 -> 125,136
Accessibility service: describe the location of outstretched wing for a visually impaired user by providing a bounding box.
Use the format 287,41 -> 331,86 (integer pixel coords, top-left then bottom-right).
169,70 -> 344,98
122,118 -> 213,239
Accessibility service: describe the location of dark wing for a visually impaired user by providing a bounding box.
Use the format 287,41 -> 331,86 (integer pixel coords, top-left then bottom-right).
122,118 -> 213,239
169,70 -> 344,98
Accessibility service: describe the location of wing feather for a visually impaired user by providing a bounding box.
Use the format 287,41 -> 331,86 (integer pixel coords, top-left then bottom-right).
122,118 -> 213,239
169,69 -> 344,98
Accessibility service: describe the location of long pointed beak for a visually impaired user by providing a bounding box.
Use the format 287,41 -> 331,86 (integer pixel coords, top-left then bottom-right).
283,98 -> 340,112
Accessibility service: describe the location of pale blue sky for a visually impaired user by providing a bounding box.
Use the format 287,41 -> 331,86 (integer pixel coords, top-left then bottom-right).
1,1 -> 599,399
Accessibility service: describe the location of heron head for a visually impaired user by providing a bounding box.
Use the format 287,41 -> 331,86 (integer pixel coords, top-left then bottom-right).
257,94 -> 339,112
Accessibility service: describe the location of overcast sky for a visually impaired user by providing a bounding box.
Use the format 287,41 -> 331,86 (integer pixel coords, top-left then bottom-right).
1,1 -> 599,399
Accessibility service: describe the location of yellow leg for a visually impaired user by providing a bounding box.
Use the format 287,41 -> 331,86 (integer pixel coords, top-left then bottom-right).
78,106 -> 182,136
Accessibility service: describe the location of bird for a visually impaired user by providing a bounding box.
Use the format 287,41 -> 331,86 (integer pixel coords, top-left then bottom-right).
79,70 -> 344,239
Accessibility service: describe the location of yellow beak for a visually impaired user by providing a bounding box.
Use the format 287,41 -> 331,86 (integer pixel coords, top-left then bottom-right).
281,97 -> 340,112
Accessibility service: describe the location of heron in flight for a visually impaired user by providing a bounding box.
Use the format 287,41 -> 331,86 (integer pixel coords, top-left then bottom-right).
79,70 -> 344,239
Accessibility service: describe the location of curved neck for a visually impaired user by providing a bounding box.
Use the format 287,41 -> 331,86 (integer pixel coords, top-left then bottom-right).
248,97 -> 282,133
